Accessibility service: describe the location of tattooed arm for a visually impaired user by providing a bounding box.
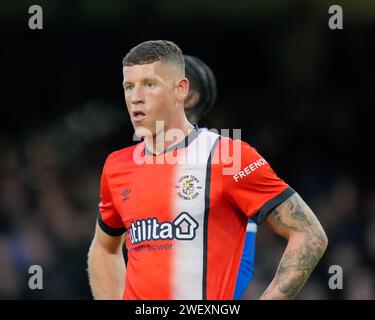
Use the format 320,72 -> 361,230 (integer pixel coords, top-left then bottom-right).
259,193 -> 328,300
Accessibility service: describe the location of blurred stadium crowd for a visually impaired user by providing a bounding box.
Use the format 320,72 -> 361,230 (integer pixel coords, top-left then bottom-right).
1,0 -> 374,299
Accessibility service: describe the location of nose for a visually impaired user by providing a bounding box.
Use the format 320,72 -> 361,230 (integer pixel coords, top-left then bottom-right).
131,85 -> 145,105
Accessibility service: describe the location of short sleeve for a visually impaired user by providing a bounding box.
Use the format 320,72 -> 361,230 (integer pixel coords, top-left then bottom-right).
97,158 -> 126,236
223,140 -> 295,225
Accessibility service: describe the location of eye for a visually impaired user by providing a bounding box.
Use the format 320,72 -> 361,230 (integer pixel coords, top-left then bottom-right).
124,84 -> 133,92
145,81 -> 155,88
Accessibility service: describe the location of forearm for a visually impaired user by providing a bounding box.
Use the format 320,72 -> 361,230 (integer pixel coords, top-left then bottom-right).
87,243 -> 126,300
259,231 -> 327,300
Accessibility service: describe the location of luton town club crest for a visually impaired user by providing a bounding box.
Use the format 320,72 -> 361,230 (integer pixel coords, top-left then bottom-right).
175,175 -> 202,200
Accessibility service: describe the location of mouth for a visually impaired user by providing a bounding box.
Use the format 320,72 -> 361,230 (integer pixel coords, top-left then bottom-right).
132,110 -> 146,122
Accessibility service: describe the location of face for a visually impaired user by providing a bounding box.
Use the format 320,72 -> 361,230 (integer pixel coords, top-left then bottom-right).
123,61 -> 188,138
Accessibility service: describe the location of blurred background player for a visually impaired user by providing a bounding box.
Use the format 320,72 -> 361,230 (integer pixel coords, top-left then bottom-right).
184,54 -> 257,299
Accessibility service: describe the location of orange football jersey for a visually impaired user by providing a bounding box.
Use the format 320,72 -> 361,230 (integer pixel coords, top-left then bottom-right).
98,128 -> 295,299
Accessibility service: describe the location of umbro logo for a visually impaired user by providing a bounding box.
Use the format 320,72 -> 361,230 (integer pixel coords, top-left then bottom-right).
121,188 -> 131,201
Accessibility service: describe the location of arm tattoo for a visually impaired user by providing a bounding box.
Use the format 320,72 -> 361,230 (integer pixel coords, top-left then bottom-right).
261,193 -> 328,299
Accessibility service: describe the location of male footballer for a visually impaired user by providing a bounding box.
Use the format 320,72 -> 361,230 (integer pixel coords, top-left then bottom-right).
87,40 -> 328,300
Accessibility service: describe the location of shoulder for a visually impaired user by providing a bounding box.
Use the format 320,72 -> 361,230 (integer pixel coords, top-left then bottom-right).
213,135 -> 259,164
214,134 -> 255,151
104,141 -> 144,169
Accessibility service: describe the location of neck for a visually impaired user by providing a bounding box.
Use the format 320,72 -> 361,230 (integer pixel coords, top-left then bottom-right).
144,118 -> 194,155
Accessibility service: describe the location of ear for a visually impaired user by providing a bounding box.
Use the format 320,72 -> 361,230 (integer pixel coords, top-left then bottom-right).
175,77 -> 189,102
